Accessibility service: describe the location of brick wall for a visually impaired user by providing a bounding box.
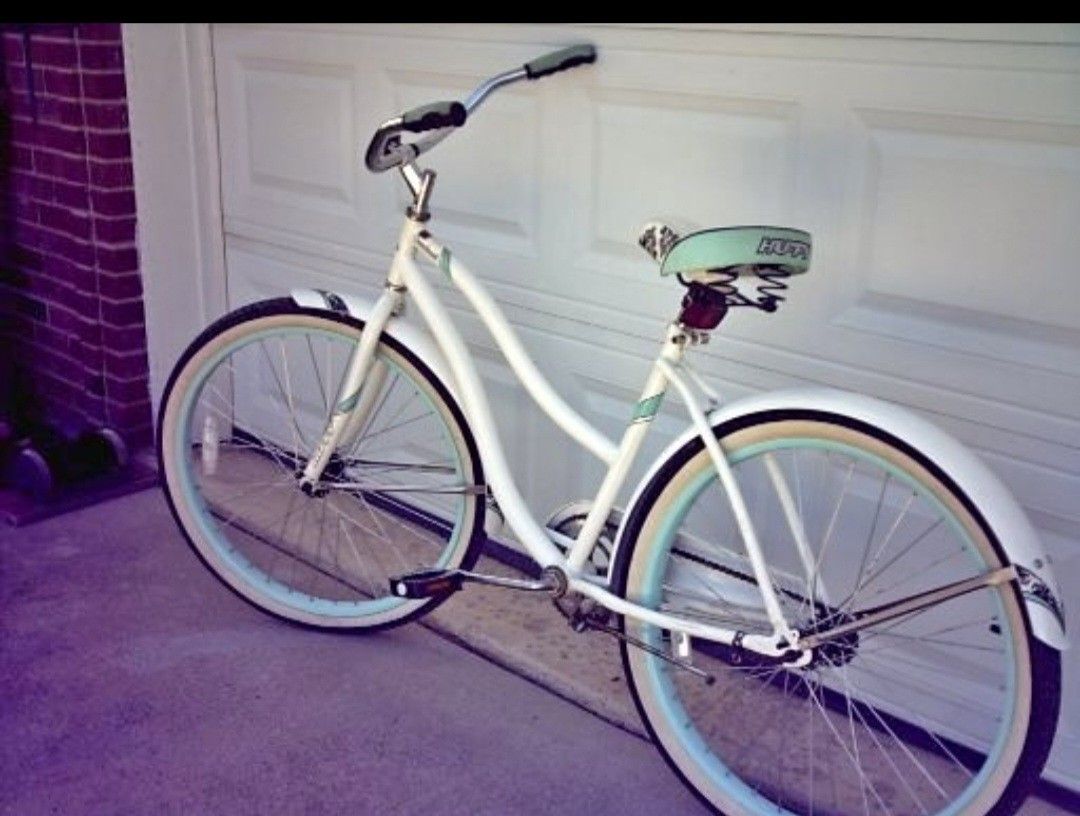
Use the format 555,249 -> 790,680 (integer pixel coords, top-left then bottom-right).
0,23 -> 150,449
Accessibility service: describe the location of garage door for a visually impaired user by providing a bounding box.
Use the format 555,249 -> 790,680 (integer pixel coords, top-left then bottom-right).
209,23 -> 1080,789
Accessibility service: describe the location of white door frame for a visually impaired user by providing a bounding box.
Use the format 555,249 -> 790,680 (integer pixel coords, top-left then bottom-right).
123,22 -> 228,418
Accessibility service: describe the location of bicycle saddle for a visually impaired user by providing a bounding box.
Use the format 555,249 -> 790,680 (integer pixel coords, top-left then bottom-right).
638,221 -> 812,278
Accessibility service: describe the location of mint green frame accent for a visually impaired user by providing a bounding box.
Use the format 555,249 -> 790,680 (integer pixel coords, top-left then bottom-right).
335,388 -> 362,413
632,392 -> 665,423
438,247 -> 452,278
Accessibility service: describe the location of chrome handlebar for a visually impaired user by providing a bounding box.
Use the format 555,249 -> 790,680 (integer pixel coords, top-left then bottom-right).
363,46 -> 595,174
462,66 -> 528,114
364,116 -> 457,174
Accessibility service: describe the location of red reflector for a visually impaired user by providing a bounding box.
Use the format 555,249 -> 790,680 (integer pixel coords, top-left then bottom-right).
679,283 -> 728,330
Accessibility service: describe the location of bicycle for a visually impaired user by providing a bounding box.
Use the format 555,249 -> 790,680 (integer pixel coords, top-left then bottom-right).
157,44 -> 1067,816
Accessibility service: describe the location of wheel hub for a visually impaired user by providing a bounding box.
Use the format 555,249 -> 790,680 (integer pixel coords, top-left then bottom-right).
800,610 -> 860,669
296,454 -> 348,498
298,479 -> 328,498
703,609 -> 861,671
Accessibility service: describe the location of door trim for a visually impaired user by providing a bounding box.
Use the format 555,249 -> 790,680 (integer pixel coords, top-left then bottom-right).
124,22 -> 228,418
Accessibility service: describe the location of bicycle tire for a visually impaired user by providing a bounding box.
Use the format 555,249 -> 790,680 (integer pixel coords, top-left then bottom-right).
613,409 -> 1060,816
158,297 -> 486,631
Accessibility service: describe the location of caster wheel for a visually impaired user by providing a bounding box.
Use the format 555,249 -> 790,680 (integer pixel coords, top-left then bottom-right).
5,444 -> 55,499
72,427 -> 128,475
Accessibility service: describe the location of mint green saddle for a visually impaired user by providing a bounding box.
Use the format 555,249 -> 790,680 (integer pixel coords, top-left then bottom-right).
659,226 -> 812,277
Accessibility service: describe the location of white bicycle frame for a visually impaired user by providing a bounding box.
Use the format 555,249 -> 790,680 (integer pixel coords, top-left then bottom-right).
284,46 -> 1066,666
299,212 -> 808,658
287,183 -> 1076,665
290,184 -> 1074,660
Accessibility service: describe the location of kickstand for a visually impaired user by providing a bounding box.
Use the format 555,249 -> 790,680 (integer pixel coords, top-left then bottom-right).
563,598 -> 715,685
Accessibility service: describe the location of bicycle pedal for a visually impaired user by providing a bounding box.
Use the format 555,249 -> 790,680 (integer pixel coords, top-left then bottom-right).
390,569 -> 463,599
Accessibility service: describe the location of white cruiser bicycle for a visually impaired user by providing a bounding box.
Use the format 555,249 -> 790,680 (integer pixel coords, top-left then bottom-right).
158,44 -> 1067,816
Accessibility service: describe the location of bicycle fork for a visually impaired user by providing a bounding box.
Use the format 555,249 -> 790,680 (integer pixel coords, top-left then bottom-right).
298,287 -> 400,492
297,229 -> 423,490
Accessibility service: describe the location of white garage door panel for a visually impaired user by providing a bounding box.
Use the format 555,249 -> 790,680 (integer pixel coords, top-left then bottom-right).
858,125 -> 1080,332
212,24 -> 1080,787
244,64 -> 355,205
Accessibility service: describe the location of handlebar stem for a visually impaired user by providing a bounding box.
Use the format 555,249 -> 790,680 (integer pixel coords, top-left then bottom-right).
412,170 -> 436,219
400,163 -> 424,197
399,163 -> 437,222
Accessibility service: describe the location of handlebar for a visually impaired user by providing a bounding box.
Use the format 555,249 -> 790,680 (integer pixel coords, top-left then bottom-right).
364,43 -> 597,173
401,100 -> 467,133
524,44 -> 596,80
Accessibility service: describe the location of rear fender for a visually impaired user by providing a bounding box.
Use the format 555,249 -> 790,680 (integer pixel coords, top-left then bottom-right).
616,387 -> 1068,651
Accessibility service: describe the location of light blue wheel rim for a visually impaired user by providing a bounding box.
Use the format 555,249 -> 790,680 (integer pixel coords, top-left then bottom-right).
633,435 -> 1018,816
172,323 -> 468,620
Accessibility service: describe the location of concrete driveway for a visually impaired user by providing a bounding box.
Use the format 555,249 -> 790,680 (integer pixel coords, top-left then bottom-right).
4,488 -> 1073,816
0,488 -> 704,815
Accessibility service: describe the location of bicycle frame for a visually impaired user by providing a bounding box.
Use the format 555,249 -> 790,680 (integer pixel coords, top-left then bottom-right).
302,212 -> 800,657
269,38 -> 1067,664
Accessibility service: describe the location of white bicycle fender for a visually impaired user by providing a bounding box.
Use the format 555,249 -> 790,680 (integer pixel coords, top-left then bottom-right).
617,387 -> 1068,651
290,287 -> 460,405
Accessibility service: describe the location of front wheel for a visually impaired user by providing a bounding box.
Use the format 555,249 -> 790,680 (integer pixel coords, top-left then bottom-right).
158,298 -> 486,631
614,411 -> 1060,816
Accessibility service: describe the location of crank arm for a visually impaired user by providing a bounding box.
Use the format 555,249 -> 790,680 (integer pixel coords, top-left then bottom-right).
391,567 -> 560,599
799,565 -> 1017,649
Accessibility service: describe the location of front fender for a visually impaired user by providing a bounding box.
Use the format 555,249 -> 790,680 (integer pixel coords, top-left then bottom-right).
290,287 -> 460,405
617,387 -> 1068,651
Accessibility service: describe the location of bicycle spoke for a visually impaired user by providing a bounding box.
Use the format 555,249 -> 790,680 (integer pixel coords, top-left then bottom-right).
850,473 -> 891,610
306,334 -> 329,419
345,458 -> 457,474
859,545 -> 968,606
848,489 -> 918,608
258,339 -> 308,461
803,671 -> 891,816
848,656 -> 1001,721
861,629 -> 1002,655
348,370 -> 401,457
811,460 -> 856,605
837,519 -> 946,612
835,665 -> 935,813
858,615 -> 991,650
214,436 -> 297,478
325,493 -> 400,586
357,409 -> 436,448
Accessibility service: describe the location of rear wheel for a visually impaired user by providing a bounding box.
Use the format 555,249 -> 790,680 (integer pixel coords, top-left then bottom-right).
614,411 -> 1060,816
158,298 -> 485,630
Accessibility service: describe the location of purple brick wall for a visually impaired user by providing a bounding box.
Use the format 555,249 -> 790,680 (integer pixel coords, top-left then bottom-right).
0,23 -> 151,448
